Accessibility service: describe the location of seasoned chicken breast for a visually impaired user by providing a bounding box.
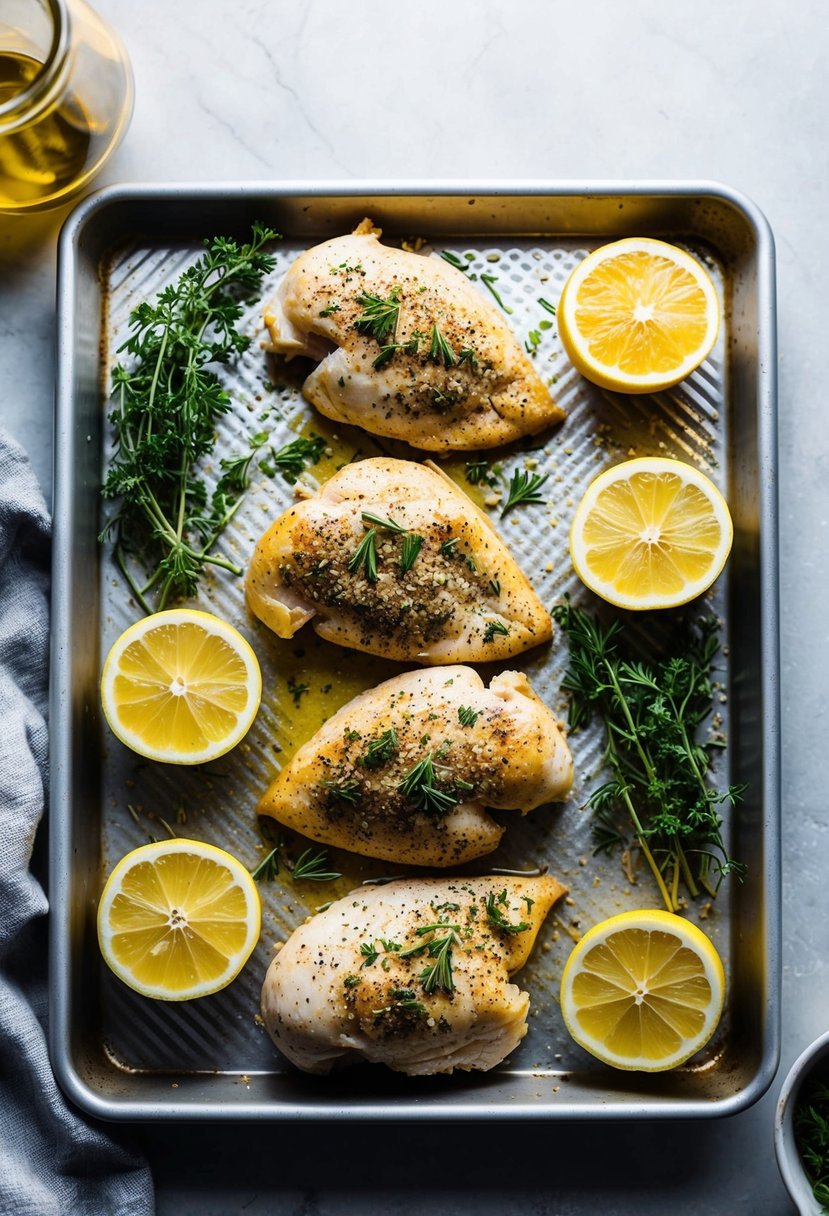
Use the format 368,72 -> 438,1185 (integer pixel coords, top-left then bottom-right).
262,225 -> 565,451
258,665 -> 573,867
261,875 -> 565,1076
246,457 -> 552,663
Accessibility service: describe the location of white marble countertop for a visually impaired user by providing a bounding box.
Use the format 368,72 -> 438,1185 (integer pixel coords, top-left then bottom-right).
2,0 -> 826,1210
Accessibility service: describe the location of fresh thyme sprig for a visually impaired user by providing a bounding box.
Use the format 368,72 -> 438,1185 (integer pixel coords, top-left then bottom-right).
500,469 -> 549,516
552,599 -> 746,911
100,222 -> 279,613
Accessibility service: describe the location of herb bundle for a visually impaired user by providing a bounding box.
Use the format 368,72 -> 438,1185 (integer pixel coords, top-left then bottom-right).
553,599 -> 745,911
100,223 -> 278,613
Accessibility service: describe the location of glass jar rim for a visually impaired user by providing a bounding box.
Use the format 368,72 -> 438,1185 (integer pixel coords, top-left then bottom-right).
0,0 -> 69,122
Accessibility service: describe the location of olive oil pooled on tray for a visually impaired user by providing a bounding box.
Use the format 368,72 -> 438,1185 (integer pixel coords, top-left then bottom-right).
0,51 -> 91,208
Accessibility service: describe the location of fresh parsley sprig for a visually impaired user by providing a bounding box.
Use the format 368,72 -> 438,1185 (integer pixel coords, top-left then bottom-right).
100,222 -> 279,613
553,599 -> 746,910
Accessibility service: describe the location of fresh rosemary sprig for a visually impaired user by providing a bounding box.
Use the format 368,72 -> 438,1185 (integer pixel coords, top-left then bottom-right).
500,469 -> 549,516
347,528 -> 378,581
100,222 -> 279,613
354,287 -> 401,342
361,510 -> 406,533
292,847 -> 342,882
428,323 -> 456,368
400,533 -> 424,573
322,778 -> 363,804
250,846 -> 280,882
398,751 -> 472,816
399,920 -> 462,994
552,599 -> 746,911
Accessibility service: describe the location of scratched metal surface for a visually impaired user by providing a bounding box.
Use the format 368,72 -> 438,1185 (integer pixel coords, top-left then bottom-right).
51,185 -> 777,1120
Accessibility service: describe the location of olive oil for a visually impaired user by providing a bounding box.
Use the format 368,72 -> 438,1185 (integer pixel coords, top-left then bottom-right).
0,51 -> 91,208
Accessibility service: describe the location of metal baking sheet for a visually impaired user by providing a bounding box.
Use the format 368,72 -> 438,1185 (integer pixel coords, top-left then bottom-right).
50,182 -> 779,1120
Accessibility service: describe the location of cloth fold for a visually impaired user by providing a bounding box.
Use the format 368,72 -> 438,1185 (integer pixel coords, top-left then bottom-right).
0,432 -> 153,1216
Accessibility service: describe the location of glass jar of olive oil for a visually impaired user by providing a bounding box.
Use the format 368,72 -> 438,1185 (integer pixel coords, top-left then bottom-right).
0,0 -> 133,212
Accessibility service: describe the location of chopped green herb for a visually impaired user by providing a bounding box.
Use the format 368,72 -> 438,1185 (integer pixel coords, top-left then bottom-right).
457,706 -> 479,727
286,676 -> 310,707
484,619 -> 510,643
321,778 -> 362,805
458,347 -> 479,369
439,537 -> 459,555
359,728 -> 399,770
344,974 -> 361,988
538,297 -> 557,315
525,329 -> 542,355
464,459 -> 492,486
501,469 -> 550,516
795,1079 -> 829,1211
489,578 -> 501,598
439,250 -> 470,272
485,889 -> 530,934
319,302 -> 341,316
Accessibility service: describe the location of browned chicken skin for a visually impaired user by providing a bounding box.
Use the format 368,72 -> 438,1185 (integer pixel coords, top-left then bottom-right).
260,875 -> 566,1075
257,664 -> 573,867
245,457 -> 552,664
262,226 -> 565,451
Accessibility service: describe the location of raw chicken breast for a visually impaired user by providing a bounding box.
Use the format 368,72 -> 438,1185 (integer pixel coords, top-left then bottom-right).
258,665 -> 573,867
262,225 -> 565,451
260,875 -> 565,1075
246,457 -> 552,663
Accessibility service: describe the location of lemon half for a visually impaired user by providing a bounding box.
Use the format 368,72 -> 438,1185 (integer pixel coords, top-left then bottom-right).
101,609 -> 262,764
569,456 -> 733,610
560,909 -> 726,1071
97,839 -> 262,1001
558,237 -> 720,393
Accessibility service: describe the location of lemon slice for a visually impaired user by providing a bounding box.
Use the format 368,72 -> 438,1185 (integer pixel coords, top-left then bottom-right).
97,839 -> 262,1001
101,609 -> 262,764
569,457 -> 733,610
560,909 -> 725,1071
557,238 -> 719,392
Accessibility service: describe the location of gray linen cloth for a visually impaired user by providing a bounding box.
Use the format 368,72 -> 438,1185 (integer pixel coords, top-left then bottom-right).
0,433 -> 153,1215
